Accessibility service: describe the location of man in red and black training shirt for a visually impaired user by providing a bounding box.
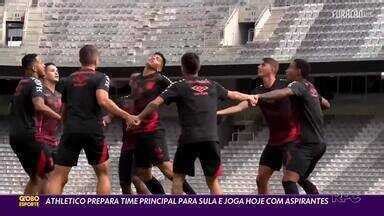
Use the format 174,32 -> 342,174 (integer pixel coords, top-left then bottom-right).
217,58 -> 301,194
46,45 -> 139,195
104,73 -> 150,194
34,63 -> 63,193
137,52 -> 257,194
254,59 -> 330,194
117,95 -> 151,194
127,53 -> 195,194
9,54 -> 61,194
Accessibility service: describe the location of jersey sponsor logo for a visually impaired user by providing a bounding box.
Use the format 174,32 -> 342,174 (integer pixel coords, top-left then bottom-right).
191,84 -> 209,96
72,74 -> 89,87
145,81 -> 156,90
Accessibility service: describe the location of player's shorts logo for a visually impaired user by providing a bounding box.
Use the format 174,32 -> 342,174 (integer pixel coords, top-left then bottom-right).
18,195 -> 39,207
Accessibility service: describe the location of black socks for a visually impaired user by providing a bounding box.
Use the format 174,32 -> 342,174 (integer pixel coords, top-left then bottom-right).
183,181 -> 196,195
145,177 -> 196,194
145,177 -> 165,194
298,179 -> 319,194
282,181 -> 299,194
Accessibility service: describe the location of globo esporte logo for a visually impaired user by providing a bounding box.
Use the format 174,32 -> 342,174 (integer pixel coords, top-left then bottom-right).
18,195 -> 39,207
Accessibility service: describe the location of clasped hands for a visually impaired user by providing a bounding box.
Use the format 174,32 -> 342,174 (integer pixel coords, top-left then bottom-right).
125,115 -> 141,130
247,94 -> 260,107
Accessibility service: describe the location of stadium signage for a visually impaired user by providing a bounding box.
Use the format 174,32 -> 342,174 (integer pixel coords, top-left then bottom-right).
332,9 -> 372,19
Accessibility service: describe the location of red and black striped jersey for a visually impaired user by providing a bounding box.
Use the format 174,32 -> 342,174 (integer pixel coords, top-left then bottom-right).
34,86 -> 62,146
253,79 -> 301,145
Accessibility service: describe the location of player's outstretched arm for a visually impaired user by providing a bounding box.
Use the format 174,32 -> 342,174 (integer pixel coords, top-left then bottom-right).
138,96 -> 164,120
257,88 -> 294,102
227,91 -> 258,106
217,101 -> 250,116
227,91 -> 253,101
32,97 -> 61,120
96,89 -> 139,126
320,97 -> 331,110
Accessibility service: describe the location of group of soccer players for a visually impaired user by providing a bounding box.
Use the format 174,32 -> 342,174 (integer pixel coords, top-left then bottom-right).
8,44 -> 329,195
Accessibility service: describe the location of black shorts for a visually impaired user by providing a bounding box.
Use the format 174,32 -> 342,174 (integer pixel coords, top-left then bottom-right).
55,133 -> 109,167
119,150 -> 135,185
259,141 -> 300,171
133,130 -> 170,168
173,141 -> 222,177
37,142 -> 58,177
285,142 -> 326,179
9,134 -> 41,177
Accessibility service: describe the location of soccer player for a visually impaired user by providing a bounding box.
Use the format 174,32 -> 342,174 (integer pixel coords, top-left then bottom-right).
46,45 -> 139,195
9,54 -> 61,194
128,53 -> 195,194
217,58 -> 301,194
137,52 -> 257,195
104,73 -> 151,194
253,59 -> 330,194
34,63 -> 63,193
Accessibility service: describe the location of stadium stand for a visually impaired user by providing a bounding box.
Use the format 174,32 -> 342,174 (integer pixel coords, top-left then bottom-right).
0,0 -> 382,66
234,1 -> 384,62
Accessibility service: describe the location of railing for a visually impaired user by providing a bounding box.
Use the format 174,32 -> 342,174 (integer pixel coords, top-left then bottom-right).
231,131 -> 255,142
